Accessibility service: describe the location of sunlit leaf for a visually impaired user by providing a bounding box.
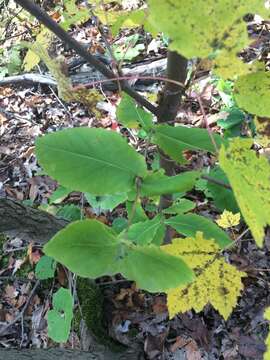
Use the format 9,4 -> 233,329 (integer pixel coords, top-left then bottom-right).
216,210 -> 240,229
148,0 -> 268,78
234,72 -> 270,117
162,232 -> 246,319
219,138 -> 270,246
23,27 -> 52,71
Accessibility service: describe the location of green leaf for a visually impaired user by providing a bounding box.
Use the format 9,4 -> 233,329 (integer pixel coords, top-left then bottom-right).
163,199 -> 196,215
61,0 -> 90,30
217,108 -> 245,130
36,127 -> 147,195
206,167 -> 239,213
44,220 -> 121,278
56,204 -> 81,221
165,213 -> 232,248
47,288 -> 73,343
49,186 -> 71,204
219,138 -> 270,247
120,245 -> 194,292
112,35 -> 145,61
44,219 -> 193,292
141,170 -> 200,196
116,93 -> 153,130
85,192 -> 127,212
126,200 -> 148,224
234,71 -> 270,117
35,255 -> 56,280
112,217 -> 128,234
153,125 -> 223,163
127,214 -> 165,246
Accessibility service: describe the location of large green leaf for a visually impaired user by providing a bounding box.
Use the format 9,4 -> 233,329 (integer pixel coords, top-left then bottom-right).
44,220 -> 121,278
153,125 -> 223,163
219,138 -> 270,247
47,288 -> 73,342
234,71 -> 270,117
140,170 -> 200,196
116,93 -> 153,130
127,214 -> 165,246
44,219 -> 194,292
120,245 -> 194,292
165,213 -> 232,248
36,127 -> 147,195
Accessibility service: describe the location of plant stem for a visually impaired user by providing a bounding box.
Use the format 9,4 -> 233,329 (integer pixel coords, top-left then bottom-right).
156,51 -> 188,244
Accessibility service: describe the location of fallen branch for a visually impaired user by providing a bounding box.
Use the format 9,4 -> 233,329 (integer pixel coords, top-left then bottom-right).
0,197 -> 68,244
0,348 -> 142,360
14,0 -> 158,116
0,73 -> 56,87
0,58 -> 167,92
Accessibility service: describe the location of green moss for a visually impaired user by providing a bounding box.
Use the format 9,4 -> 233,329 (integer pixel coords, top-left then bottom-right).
76,277 -> 123,351
76,278 -> 106,340
0,233 -> 6,255
0,234 -> 8,268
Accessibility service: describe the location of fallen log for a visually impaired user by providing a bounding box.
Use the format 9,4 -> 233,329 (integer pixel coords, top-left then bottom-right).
0,58 -> 166,92
0,197 -> 68,244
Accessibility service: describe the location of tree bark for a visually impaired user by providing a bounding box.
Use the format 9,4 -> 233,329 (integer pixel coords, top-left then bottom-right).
0,197 -> 68,244
0,348 -> 142,360
156,52 -> 188,243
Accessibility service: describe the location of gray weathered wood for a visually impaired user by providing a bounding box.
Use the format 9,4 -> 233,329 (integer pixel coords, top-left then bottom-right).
0,58 -> 166,92
0,197 -> 68,244
0,348 -> 143,360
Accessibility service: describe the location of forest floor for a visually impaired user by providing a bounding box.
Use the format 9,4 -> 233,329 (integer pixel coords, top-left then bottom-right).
0,1 -> 270,359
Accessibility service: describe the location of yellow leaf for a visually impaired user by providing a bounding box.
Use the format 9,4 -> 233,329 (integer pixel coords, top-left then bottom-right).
216,210 -> 240,229
264,308 -> 270,360
162,232 -> 246,320
23,27 -> 53,71
219,138 -> 270,247
255,116 -> 270,148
